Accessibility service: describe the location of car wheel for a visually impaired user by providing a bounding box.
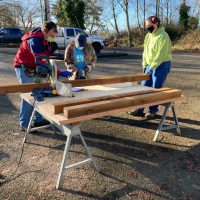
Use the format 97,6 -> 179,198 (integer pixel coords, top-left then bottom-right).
92,42 -> 101,54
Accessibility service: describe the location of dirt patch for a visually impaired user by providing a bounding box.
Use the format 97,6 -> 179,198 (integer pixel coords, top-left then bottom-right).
0,48 -> 200,199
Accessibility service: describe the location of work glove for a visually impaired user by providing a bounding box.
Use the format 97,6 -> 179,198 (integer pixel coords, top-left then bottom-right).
60,70 -> 73,78
145,67 -> 153,75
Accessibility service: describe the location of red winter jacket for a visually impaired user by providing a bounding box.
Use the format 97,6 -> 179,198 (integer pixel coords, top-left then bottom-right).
14,28 -> 50,69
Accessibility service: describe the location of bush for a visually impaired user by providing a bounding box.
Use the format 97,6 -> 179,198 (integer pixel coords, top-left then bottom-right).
173,28 -> 200,52
188,16 -> 199,30
107,28 -> 144,47
165,23 -> 185,41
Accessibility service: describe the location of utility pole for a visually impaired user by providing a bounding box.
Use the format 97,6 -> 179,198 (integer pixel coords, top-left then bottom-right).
44,0 -> 50,21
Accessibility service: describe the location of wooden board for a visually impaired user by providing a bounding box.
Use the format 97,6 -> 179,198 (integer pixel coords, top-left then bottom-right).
63,89 -> 182,119
60,96 -> 182,125
20,84 -> 182,125
0,74 -> 149,94
52,88 -> 171,114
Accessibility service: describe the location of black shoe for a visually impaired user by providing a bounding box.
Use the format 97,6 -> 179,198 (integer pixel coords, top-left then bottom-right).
127,110 -> 145,117
145,112 -> 157,119
33,119 -> 50,128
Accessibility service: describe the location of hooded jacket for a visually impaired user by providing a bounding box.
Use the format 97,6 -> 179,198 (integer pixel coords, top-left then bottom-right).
142,26 -> 172,70
14,28 -> 50,68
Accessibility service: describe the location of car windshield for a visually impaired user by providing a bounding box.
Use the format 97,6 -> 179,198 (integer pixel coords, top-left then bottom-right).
66,29 -> 75,37
75,29 -> 85,36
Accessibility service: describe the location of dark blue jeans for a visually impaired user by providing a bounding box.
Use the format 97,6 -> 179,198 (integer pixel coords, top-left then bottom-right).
139,61 -> 171,114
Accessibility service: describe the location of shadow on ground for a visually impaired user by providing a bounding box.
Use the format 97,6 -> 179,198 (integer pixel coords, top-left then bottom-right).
18,114 -> 200,199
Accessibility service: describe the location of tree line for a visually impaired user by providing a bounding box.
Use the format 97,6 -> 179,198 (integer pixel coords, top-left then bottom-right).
0,0 -> 199,45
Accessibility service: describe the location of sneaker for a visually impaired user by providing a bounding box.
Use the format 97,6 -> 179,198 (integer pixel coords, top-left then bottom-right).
127,110 -> 145,117
33,119 -> 50,128
145,112 -> 156,119
20,126 -> 37,133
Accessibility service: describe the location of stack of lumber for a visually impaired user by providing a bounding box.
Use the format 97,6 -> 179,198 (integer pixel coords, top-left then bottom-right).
0,74 -> 182,124
52,88 -> 182,124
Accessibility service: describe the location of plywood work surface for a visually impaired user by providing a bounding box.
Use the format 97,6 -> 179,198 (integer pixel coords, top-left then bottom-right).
21,83 -> 181,125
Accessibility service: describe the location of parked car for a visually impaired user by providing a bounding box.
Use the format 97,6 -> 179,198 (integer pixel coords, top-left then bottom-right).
0,28 -> 22,44
54,27 -> 105,54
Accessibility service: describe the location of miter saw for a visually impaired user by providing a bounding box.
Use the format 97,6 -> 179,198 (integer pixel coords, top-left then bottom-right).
32,56 -> 72,101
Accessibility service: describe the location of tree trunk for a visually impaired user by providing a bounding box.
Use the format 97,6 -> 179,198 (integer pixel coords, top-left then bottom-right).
124,0 -> 132,46
143,0 -> 146,39
166,0 -> 169,26
136,0 -> 140,28
111,0 -> 120,36
169,0 -> 173,23
156,0 -> 160,17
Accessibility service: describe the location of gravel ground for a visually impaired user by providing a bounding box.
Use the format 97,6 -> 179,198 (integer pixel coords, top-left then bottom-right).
0,47 -> 200,200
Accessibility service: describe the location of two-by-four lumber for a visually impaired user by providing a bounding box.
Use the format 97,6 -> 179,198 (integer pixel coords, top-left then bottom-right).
63,89 -> 182,119
52,88 -> 171,114
0,74 -> 149,94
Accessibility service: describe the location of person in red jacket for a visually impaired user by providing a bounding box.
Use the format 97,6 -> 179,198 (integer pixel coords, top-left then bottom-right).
14,21 -> 72,131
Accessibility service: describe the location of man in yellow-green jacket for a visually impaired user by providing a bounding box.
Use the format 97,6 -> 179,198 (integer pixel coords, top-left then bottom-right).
131,16 -> 172,118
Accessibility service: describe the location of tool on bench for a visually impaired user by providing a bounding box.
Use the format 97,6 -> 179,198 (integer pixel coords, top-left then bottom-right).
32,56 -> 72,101
35,56 -> 52,77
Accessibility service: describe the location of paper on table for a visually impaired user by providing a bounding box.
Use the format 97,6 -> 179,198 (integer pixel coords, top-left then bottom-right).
72,87 -> 85,92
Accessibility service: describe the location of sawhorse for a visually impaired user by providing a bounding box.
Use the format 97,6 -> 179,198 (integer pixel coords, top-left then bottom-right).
23,108 -> 99,189
22,102 -> 181,189
153,102 -> 181,142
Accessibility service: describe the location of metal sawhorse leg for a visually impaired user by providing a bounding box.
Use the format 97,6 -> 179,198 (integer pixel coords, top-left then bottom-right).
153,102 -> 181,142
56,125 -> 99,189
23,108 -> 55,143
24,108 -> 99,190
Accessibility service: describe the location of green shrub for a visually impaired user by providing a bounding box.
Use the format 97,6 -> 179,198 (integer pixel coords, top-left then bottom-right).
165,23 -> 185,41
188,16 -> 199,30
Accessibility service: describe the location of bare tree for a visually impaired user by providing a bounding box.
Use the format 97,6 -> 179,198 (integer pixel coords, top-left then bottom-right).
143,0 -> 146,39
156,0 -> 160,17
17,5 -> 40,31
110,0 -> 120,35
118,0 -> 132,46
0,3 -> 19,27
166,0 -> 169,26
136,0 -> 141,28
0,2 -> 40,31
84,0 -> 103,33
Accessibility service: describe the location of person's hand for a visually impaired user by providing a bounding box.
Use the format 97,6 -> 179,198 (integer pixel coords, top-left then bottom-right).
68,64 -> 77,72
145,68 -> 153,75
87,65 -> 93,73
60,70 -> 73,78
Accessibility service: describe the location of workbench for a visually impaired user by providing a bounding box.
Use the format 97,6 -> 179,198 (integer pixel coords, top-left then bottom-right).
20,82 -> 182,189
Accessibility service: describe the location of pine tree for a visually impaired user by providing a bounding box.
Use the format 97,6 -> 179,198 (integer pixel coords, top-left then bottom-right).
179,2 -> 190,29
56,0 -> 85,29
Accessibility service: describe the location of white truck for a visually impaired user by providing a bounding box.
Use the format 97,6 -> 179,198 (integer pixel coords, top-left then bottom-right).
54,27 -> 105,54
